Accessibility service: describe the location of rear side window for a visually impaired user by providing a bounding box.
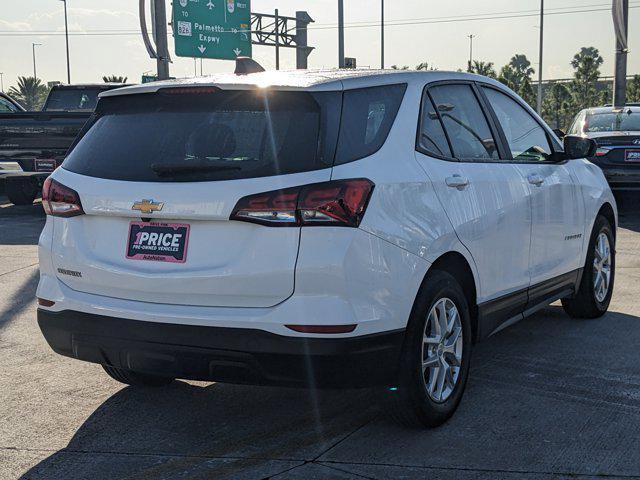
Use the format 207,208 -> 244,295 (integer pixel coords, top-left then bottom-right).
428,84 -> 499,161
334,84 -> 406,165
45,89 -> 101,111
417,94 -> 452,158
63,90 -> 341,182
483,87 -> 552,162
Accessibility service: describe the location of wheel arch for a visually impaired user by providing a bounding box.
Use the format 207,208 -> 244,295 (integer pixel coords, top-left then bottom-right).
597,202 -> 616,238
425,251 -> 479,343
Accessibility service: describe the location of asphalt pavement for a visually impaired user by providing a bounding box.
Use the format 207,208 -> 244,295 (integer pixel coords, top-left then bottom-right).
1,195 -> 640,480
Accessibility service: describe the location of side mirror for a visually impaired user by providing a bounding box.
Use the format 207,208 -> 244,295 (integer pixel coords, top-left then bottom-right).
553,128 -> 565,139
563,135 -> 597,159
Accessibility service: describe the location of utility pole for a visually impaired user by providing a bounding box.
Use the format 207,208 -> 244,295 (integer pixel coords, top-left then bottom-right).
381,0 -> 385,69
467,35 -> 474,72
338,0 -> 345,68
32,43 -> 42,78
613,0 -> 629,107
536,0 -> 544,114
153,0 -> 170,80
275,9 -> 280,70
0,73 -> 4,93
60,0 -> 71,84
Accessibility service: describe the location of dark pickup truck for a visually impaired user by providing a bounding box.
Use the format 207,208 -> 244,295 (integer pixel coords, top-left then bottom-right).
0,83 -> 129,204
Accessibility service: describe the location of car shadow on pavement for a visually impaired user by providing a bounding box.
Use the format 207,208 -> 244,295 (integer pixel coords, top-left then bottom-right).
17,380 -> 381,480
0,269 -> 38,332
616,193 -> 640,233
0,197 -> 45,246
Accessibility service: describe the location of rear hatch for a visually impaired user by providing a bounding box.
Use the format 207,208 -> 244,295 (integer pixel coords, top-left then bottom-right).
50,87 -> 341,307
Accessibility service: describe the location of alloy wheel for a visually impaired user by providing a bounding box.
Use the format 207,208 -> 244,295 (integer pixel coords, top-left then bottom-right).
421,297 -> 463,403
593,232 -> 611,303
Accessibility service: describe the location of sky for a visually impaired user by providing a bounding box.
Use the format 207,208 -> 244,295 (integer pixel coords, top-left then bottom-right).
0,0 -> 638,90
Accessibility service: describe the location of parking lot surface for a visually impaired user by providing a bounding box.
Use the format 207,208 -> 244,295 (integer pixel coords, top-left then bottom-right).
2,196 -> 640,480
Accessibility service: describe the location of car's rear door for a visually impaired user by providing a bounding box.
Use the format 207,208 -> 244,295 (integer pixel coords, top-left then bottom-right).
49,87 -> 341,308
414,82 -> 532,317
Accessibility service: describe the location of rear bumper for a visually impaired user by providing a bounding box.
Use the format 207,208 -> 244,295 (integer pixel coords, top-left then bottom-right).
38,309 -> 405,388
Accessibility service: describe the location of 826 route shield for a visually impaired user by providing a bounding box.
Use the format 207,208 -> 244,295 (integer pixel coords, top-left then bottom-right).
126,222 -> 190,263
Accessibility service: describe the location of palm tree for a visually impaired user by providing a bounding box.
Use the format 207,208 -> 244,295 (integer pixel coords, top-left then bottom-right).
390,65 -> 409,70
102,75 -> 128,83
469,60 -> 496,78
415,62 -> 436,71
7,76 -> 49,110
498,55 -> 536,107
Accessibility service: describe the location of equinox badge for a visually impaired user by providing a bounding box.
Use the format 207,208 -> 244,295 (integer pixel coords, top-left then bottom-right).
132,199 -> 164,214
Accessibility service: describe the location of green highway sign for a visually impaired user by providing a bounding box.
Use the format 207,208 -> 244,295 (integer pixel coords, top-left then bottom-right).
173,0 -> 252,60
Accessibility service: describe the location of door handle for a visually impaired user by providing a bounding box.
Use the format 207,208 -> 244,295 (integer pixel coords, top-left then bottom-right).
528,174 -> 544,186
445,175 -> 469,189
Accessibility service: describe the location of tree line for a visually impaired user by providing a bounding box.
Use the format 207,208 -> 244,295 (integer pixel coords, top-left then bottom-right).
6,48 -> 640,130
396,46 -> 640,130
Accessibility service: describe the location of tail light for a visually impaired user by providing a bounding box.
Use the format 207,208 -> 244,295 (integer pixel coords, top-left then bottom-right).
595,147 -> 611,157
230,178 -> 374,227
42,178 -> 84,217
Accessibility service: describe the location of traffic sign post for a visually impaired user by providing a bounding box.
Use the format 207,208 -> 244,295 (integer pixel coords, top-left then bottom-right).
173,0 -> 252,60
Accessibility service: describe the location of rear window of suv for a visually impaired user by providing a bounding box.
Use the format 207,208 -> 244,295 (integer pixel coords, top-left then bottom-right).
64,89 -> 342,182
63,84 -> 406,182
583,111 -> 640,132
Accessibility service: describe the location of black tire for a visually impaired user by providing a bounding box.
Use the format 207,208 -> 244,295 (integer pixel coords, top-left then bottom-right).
102,365 -> 175,387
562,215 -> 615,319
6,178 -> 38,206
385,270 -> 472,428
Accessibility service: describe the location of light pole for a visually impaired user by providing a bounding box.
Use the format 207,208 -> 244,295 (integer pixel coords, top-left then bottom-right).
60,0 -> 71,84
467,34 -> 475,72
32,43 -> 42,79
536,0 -> 544,114
381,0 -> 384,69
338,0 -> 345,68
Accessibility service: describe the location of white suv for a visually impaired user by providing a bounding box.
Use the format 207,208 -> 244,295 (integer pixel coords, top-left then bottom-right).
37,70 -> 616,427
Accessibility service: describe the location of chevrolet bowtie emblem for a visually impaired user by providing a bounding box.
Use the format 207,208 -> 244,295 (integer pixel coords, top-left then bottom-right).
132,199 -> 164,214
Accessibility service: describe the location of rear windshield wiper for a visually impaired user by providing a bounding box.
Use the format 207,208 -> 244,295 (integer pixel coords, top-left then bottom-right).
151,163 -> 242,177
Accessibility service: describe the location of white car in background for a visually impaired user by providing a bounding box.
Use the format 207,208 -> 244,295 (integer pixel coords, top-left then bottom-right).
36,70 -> 616,427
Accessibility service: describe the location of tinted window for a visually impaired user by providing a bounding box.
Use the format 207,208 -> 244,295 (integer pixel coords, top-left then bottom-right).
64,90 -> 341,182
584,111 -> 640,132
429,84 -> 498,160
417,94 -> 452,157
45,89 -> 101,111
483,88 -> 552,162
335,84 -> 406,164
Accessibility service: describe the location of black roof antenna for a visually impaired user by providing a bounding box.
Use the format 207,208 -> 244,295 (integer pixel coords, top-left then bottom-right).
235,57 -> 265,75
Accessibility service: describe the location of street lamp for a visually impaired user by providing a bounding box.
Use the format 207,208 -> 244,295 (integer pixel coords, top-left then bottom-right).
32,43 -> 42,79
60,0 -> 71,84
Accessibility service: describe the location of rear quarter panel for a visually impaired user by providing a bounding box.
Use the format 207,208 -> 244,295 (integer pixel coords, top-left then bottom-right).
568,158 -> 617,264
330,81 -> 482,302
